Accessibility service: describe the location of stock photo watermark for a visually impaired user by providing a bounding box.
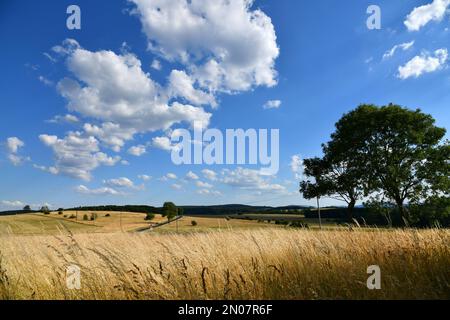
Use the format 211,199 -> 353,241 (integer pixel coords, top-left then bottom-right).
67,5 -> 81,30
367,265 -> 381,290
66,264 -> 81,290
170,122 -> 280,175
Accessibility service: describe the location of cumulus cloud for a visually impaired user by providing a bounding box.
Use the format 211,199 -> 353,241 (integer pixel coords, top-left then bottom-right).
5,137 -> 27,166
186,171 -> 199,180
197,189 -> 221,196
151,59 -> 162,70
196,180 -> 213,188
47,114 -> 80,124
171,183 -> 183,190
398,48 -> 448,79
75,185 -> 122,196
290,155 -> 304,180
263,100 -> 282,109
168,70 -> 217,107
127,144 -> 147,156
152,136 -> 177,151
404,0 -> 450,31
103,177 -> 144,190
138,174 -> 152,181
383,41 -> 415,60
38,132 -> 120,181
130,0 -> 279,93
84,123 -> 136,152
220,167 -> 286,193
202,169 -> 218,181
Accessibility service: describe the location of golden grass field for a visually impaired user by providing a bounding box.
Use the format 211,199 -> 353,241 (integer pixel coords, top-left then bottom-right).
0,219 -> 449,300
0,212 -> 276,235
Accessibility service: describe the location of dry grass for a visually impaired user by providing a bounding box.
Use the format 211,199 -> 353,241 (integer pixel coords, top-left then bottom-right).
0,228 -> 449,300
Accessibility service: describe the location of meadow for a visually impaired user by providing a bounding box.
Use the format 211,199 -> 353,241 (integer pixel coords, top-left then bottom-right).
0,219 -> 448,300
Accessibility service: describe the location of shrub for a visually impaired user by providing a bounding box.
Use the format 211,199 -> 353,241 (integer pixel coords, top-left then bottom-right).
58,211 -> 63,215
105,214 -> 111,217
69,214 -> 76,219
90,213 -> 98,221
83,214 -> 89,221
191,220 -> 198,226
145,213 -> 155,221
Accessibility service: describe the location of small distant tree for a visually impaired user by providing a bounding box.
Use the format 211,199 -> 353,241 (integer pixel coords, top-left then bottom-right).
145,213 -> 155,221
40,206 -> 50,214
83,214 -> 89,221
162,202 -> 178,221
191,220 -> 198,226
23,205 -> 31,211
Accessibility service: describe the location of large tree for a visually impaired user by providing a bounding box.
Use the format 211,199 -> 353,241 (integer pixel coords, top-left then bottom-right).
162,202 -> 178,221
329,104 -> 448,223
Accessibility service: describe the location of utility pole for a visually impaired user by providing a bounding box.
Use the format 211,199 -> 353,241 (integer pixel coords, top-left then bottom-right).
317,196 -> 322,230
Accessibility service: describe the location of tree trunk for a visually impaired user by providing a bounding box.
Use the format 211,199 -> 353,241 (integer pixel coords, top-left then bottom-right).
347,199 -> 356,222
395,198 -> 409,226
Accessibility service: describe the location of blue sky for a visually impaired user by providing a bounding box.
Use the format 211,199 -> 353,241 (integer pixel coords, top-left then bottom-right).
1,0 -> 449,210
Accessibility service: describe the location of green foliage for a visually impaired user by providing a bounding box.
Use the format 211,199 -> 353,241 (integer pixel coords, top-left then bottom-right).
83,214 -> 89,221
191,220 -> 198,226
162,202 -> 178,221
301,104 -> 449,226
410,196 -> 450,228
40,206 -> 50,214
23,205 -> 31,211
145,213 -> 155,221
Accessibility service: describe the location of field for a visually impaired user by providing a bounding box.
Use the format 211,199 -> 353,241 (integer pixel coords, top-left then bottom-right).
0,223 -> 449,300
0,212 -> 278,235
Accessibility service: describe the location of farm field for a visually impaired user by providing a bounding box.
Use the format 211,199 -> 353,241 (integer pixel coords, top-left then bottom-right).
0,228 -> 448,300
0,212 -> 280,235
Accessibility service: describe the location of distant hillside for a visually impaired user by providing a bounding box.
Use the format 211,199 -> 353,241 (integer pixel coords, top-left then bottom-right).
0,210 -> 36,216
61,204 -> 313,216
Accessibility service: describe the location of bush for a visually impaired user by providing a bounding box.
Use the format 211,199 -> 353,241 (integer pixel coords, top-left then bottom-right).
191,220 -> 198,226
105,214 -> 111,217
145,213 -> 155,221
69,214 -> 76,219
90,213 -> 98,221
83,214 -> 89,221
58,211 -> 63,215
63,215 -> 68,218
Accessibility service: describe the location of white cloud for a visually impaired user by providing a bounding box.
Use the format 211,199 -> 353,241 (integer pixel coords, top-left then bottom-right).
404,0 -> 450,31
75,185 -> 122,196
38,76 -> 54,86
171,183 -> 182,190
5,137 -> 27,166
197,189 -> 221,196
130,0 -> 279,93
103,177 -> 144,190
47,114 -> 80,124
186,171 -> 199,180
168,70 -> 216,107
383,41 -> 415,60
138,174 -> 152,181
398,48 -> 448,79
263,100 -> 282,109
290,154 -> 304,180
103,177 -> 134,188
151,59 -> 162,70
167,173 -> 178,180
84,123 -> 136,152
152,136 -> 177,151
202,169 -> 218,181
127,144 -> 147,156
6,137 -> 24,154
38,132 -> 120,181
196,181 -> 213,188
1,200 -> 25,208
220,167 -> 286,193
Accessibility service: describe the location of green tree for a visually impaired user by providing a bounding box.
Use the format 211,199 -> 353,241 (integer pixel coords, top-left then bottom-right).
40,206 -> 50,214
330,104 -> 448,223
162,202 -> 178,221
23,205 -> 31,211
